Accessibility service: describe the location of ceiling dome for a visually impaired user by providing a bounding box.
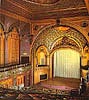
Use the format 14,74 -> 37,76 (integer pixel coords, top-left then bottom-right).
26,0 -> 59,4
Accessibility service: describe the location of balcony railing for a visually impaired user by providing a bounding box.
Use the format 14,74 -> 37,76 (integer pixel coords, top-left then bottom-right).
0,63 -> 32,80
0,63 -> 30,72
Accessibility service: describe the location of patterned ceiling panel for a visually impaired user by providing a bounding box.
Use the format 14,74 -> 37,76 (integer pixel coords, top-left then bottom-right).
21,0 -> 86,10
1,0 -> 88,20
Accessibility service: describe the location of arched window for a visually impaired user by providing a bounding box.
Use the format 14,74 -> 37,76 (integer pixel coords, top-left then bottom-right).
7,27 -> 19,65
0,23 -> 5,66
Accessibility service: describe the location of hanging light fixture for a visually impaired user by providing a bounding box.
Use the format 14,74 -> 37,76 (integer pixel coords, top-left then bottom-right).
55,19 -> 69,31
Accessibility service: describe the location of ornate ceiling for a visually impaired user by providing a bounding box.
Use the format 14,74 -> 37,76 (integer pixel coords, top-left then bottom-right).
24,0 -> 59,4
1,0 -> 89,20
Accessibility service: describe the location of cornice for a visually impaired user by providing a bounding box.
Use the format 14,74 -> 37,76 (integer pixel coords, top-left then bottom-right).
0,8 -> 31,23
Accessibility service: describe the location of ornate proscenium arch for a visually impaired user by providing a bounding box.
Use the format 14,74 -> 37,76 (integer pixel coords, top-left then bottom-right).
32,24 -> 89,84
32,25 -> 88,53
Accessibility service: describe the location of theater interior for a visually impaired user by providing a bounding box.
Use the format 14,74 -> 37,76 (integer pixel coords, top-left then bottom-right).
0,0 -> 89,100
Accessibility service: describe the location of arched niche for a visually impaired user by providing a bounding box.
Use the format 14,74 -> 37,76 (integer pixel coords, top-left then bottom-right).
0,23 -> 5,66
36,46 -> 49,66
7,27 -> 19,65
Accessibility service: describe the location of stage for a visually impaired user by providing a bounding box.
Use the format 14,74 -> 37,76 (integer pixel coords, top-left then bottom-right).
38,77 -> 81,91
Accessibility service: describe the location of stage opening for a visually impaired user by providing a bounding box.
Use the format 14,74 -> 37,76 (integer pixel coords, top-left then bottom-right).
53,49 -> 80,79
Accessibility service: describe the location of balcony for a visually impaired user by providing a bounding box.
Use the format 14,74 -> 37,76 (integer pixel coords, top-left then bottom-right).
0,63 -> 32,80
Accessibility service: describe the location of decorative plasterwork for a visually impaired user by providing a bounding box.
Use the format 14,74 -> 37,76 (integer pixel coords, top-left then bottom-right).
32,25 -> 88,53
52,36 -> 80,52
24,0 -> 59,4
1,0 -> 88,20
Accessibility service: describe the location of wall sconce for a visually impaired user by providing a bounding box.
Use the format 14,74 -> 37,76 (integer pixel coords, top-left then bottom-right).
23,52 -> 27,56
